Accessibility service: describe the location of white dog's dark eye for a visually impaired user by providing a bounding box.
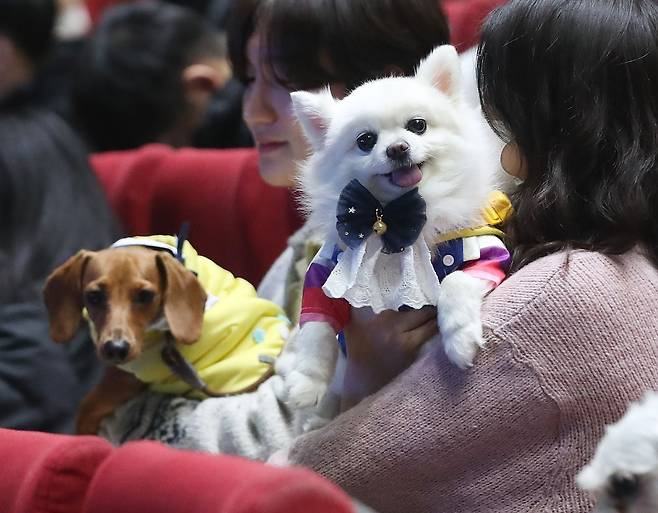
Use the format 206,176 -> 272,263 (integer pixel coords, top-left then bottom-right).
406,118 -> 427,135
356,132 -> 378,152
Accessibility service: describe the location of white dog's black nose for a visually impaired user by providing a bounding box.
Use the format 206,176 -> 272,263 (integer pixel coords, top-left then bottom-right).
386,141 -> 410,160
102,340 -> 130,363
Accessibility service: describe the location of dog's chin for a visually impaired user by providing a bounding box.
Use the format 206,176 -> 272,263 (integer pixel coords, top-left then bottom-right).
366,163 -> 424,203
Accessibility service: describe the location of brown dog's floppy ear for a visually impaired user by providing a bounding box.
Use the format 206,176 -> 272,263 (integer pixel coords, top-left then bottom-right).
43,250 -> 93,343
156,252 -> 207,345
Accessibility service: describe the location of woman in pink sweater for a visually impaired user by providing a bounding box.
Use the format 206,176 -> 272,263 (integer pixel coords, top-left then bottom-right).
286,1 -> 658,512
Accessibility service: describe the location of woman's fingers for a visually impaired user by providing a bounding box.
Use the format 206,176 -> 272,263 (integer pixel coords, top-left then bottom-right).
401,318 -> 438,354
397,305 -> 437,332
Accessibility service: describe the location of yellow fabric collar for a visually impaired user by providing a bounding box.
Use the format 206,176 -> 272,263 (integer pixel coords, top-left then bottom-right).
116,236 -> 289,398
434,191 -> 513,244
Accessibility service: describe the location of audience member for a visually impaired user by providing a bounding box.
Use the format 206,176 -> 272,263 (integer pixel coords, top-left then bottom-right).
99,0 -> 452,457
73,1 -> 231,151
282,1 -> 658,512
0,102 -> 118,432
193,0 -> 254,149
0,0 -> 56,101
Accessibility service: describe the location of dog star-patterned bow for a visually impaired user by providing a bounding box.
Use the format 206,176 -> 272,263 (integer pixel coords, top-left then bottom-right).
336,179 -> 427,254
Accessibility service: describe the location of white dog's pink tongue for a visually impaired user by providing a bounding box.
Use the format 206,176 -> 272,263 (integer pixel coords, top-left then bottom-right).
390,165 -> 422,188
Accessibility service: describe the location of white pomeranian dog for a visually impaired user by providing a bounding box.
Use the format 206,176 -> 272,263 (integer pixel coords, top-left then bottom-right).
577,392 -> 658,513
285,45 -> 512,409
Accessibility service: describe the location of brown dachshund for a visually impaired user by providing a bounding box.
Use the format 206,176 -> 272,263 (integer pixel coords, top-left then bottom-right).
43,246 -> 207,435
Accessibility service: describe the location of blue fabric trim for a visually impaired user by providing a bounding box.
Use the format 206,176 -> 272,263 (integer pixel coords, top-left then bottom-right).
337,332 -> 347,356
433,239 -> 465,281
331,244 -> 343,264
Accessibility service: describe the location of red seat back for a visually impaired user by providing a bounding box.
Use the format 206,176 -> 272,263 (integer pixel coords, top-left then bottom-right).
91,145 -> 304,286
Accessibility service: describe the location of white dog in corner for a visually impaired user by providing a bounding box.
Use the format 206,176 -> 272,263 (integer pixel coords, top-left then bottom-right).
578,392 -> 658,513
284,45 -> 513,409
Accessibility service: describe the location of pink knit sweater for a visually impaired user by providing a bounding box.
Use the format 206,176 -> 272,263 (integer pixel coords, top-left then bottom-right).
288,249 -> 658,513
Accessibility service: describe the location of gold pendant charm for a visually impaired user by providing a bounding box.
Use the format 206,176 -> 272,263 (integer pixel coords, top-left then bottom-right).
373,209 -> 388,235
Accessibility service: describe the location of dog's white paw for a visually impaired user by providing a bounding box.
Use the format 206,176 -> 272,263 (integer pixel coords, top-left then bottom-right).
303,412 -> 332,433
442,324 -> 484,369
437,271 -> 488,370
267,447 -> 291,467
285,370 -> 328,409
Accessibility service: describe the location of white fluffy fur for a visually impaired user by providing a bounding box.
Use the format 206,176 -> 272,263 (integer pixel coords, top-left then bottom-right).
293,45 -> 499,243
577,392 -> 658,513
285,45 -> 503,410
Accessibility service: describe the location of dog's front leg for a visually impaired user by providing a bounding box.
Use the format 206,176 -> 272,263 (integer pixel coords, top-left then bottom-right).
76,366 -> 146,435
284,321 -> 338,409
437,271 -> 490,369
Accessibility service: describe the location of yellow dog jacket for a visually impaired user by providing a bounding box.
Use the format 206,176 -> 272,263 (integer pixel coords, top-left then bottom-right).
114,236 -> 289,398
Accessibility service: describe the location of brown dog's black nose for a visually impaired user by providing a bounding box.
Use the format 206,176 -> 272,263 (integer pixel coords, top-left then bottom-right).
102,340 -> 130,363
386,141 -> 410,160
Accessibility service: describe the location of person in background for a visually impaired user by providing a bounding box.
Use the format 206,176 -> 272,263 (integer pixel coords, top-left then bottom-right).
73,1 -> 231,151
193,0 -> 254,149
99,0 -> 452,458
1,0 -> 92,125
282,1 -> 658,512
0,0 -> 56,101
0,100 -> 118,432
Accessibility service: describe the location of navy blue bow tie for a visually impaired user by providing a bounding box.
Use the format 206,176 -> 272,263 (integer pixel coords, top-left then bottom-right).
336,179 -> 427,254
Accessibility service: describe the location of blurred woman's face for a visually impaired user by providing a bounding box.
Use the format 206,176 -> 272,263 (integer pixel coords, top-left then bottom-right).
242,33 -> 310,188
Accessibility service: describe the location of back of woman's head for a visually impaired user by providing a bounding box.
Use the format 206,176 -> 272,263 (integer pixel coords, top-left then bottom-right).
0,105 -> 118,303
229,0 -> 450,91
477,0 -> 658,268
74,1 -> 224,151
0,0 -> 55,64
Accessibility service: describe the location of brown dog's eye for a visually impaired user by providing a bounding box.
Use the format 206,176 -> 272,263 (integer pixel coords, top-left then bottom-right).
85,290 -> 106,307
134,289 -> 155,305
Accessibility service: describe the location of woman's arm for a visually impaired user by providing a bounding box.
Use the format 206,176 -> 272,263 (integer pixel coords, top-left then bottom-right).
287,338 -> 560,513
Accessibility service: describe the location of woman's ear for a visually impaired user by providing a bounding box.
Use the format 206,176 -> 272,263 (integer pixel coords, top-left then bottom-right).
155,253 -> 207,345
182,60 -> 232,105
500,142 -> 528,180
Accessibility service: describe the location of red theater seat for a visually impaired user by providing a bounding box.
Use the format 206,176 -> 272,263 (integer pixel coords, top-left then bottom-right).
0,428 -> 357,513
91,145 -> 304,286
443,0 -> 509,51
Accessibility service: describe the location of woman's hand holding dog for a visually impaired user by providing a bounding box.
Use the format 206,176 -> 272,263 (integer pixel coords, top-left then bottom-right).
340,305 -> 438,410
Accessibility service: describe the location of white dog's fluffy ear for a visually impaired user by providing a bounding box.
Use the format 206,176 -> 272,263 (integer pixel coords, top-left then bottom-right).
415,45 -> 461,100
291,88 -> 335,151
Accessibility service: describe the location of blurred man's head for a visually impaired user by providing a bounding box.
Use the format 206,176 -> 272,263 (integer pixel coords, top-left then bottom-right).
74,2 -> 230,151
0,0 -> 56,98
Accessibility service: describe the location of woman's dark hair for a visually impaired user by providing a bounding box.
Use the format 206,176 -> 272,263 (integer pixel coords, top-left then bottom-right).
0,104 -> 119,303
0,0 -> 55,64
73,2 -> 226,152
228,0 -> 450,91
477,0 -> 658,269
